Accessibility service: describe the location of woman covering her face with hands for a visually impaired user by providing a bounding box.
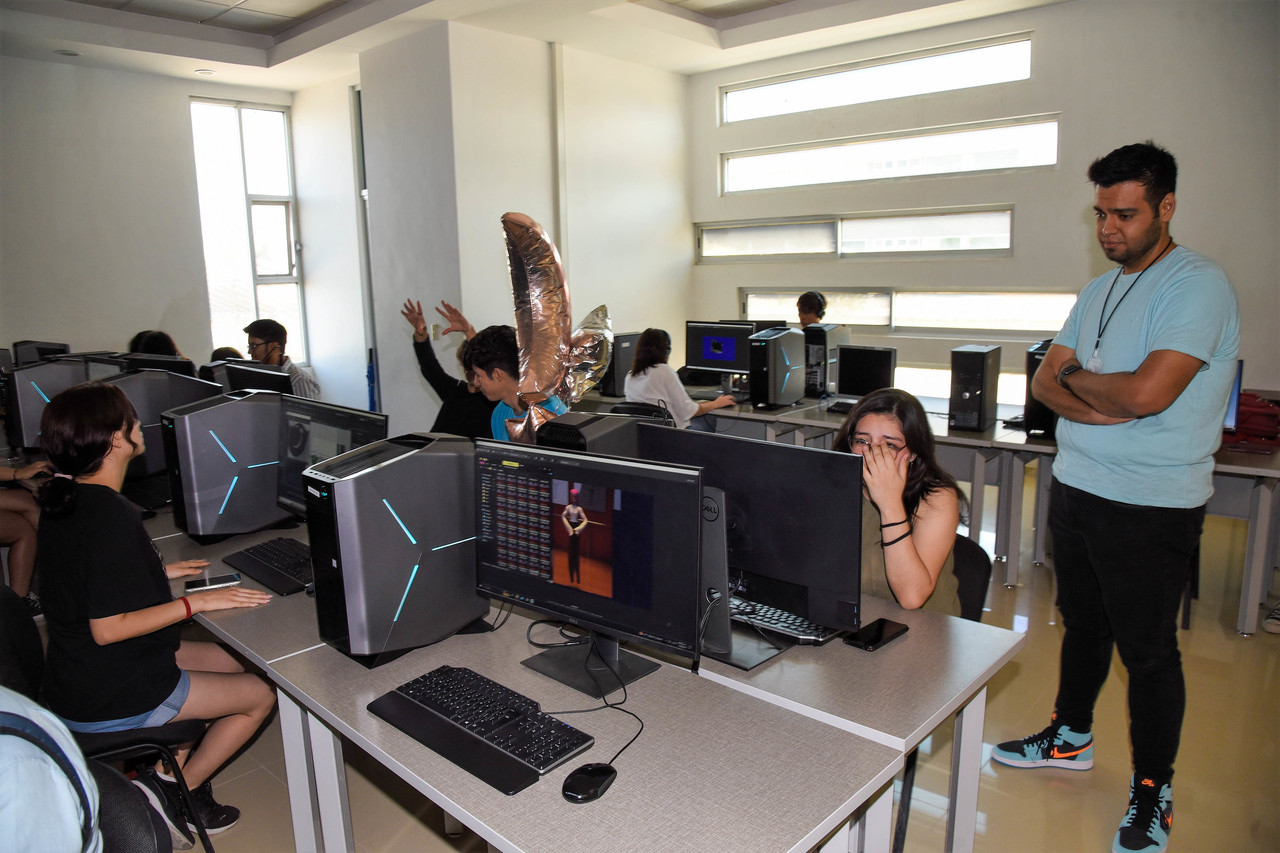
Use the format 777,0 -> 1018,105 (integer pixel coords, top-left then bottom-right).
832,388 -> 965,614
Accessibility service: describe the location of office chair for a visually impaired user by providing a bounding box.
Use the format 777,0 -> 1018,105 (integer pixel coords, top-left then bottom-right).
608,401 -> 674,425
0,584 -> 216,852
892,534 -> 993,853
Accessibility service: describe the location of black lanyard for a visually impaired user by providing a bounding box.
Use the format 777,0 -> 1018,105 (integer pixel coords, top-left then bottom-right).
1093,240 -> 1174,355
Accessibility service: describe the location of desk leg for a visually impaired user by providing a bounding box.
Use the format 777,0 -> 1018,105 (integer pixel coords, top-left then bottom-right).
996,452 -> 1028,586
277,691 -> 321,853
968,450 -> 999,546
307,709 -> 355,853
1033,459 -> 1053,565
946,686 -> 986,853
828,783 -> 891,853
1238,477 -> 1278,634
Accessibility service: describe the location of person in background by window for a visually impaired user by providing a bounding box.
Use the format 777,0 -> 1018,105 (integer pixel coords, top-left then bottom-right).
400,297 -> 497,439
625,328 -> 734,431
243,319 -> 320,400
128,331 -> 183,358
796,291 -> 826,327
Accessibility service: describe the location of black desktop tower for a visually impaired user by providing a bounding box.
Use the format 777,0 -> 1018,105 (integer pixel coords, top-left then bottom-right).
303,433 -> 489,666
802,324 -> 852,398
535,411 -> 643,457
948,345 -> 1001,431
598,332 -> 641,397
749,327 -> 805,408
1024,339 -> 1058,438
161,391 -> 294,542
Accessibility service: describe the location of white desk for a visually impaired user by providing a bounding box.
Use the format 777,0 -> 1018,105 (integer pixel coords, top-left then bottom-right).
699,597 -> 1025,853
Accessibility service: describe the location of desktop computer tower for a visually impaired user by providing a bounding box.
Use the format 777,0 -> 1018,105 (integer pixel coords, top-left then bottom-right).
748,327 -> 805,408
1,360 -> 88,449
303,433 -> 489,666
598,332 -> 640,397
802,324 -> 852,398
536,412 -> 643,457
161,390 -> 294,542
1024,339 -> 1058,438
948,345 -> 1001,431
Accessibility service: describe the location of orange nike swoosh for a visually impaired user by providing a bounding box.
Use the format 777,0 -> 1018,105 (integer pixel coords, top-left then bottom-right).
1050,744 -> 1090,759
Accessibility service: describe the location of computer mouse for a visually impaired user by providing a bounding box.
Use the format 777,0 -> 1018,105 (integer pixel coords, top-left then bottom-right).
561,762 -> 616,803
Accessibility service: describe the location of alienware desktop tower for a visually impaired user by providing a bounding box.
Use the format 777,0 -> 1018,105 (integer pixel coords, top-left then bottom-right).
748,327 -> 805,408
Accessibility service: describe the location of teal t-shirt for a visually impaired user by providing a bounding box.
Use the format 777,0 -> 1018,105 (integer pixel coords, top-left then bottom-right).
1052,246 -> 1239,508
490,395 -> 568,441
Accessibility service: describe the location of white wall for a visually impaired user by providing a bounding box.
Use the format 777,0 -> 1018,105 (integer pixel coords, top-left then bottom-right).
0,57 -> 289,359
687,0 -> 1280,387
292,74 -> 370,410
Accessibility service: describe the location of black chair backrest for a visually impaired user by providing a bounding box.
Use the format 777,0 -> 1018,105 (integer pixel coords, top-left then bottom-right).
952,534 -> 993,623
0,585 -> 44,699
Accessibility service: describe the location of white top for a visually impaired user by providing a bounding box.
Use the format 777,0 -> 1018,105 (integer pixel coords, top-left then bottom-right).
282,355 -> 322,400
624,363 -> 700,429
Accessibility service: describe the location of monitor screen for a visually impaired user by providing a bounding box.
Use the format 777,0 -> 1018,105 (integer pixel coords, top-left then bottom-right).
474,441 -> 703,696
837,345 -> 897,398
684,322 -> 754,374
277,396 -> 389,516
634,422 -> 862,631
224,362 -> 292,395
1223,359 -> 1244,432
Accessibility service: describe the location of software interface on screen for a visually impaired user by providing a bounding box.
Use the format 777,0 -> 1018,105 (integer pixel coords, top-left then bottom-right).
837,345 -> 897,398
474,441 -> 703,692
684,322 -> 754,374
277,397 -> 389,515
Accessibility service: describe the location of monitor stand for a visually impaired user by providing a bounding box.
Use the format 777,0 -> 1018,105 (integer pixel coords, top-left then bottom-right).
521,633 -> 658,699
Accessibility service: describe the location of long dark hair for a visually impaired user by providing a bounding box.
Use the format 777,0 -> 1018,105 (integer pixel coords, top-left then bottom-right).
832,388 -> 967,521
630,328 -> 671,376
38,383 -> 140,517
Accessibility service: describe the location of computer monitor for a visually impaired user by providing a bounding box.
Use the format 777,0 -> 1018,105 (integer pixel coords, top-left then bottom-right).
82,355 -> 127,381
119,352 -> 197,378
684,321 -> 754,375
1223,359 -> 1244,432
11,341 -> 70,366
277,396 -> 389,517
224,362 -> 292,394
634,422 -> 862,632
474,440 -> 704,697
836,345 -> 897,398
721,319 -> 787,333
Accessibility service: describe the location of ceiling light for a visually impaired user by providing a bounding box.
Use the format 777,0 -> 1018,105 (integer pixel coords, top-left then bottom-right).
194,68 -> 216,76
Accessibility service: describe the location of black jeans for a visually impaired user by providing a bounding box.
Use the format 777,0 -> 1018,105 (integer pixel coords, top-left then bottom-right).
1048,478 -> 1203,782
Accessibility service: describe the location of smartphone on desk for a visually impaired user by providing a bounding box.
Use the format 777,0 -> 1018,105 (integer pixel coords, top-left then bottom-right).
843,618 -> 908,651
184,572 -> 242,592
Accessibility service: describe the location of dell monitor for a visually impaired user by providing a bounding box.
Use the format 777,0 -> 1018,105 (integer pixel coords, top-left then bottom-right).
1223,359 -> 1244,432
836,345 -> 897,398
474,440 -> 704,697
277,396 -> 389,517
634,422 -> 862,632
684,322 -> 754,375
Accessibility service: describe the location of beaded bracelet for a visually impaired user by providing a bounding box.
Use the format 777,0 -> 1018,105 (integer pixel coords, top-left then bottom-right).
881,529 -> 913,547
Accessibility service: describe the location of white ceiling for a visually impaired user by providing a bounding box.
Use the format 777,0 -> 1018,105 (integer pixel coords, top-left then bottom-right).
0,0 -> 1071,91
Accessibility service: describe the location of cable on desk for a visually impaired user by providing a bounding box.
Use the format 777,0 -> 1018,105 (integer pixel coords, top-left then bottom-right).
525,619 -> 590,650
484,600 -> 513,632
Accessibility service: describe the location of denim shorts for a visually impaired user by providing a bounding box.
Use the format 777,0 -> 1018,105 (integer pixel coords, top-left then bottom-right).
62,670 -> 191,733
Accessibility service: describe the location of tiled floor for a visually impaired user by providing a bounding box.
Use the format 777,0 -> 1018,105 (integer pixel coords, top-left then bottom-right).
180,478 -> 1280,852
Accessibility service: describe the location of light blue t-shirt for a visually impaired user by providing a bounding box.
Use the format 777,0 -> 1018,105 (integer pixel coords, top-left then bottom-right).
1052,246 -> 1240,508
491,395 -> 568,441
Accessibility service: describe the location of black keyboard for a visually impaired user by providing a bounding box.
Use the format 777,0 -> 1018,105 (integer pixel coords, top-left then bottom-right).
729,597 -> 840,644
123,474 -> 172,510
826,399 -> 855,415
688,387 -> 747,404
367,665 -> 594,795
222,537 -> 313,595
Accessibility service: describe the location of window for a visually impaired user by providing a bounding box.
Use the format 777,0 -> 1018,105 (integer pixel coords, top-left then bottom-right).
723,37 -> 1031,123
723,118 -> 1058,193
190,101 -> 306,360
700,209 -> 1012,261
744,289 -> 1073,335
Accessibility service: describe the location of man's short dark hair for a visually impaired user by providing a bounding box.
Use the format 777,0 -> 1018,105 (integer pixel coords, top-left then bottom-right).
462,325 -> 519,379
243,318 -> 288,346
797,290 -> 826,319
1087,141 -> 1177,211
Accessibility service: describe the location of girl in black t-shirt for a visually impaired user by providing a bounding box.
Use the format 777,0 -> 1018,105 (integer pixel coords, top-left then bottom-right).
37,383 -> 277,844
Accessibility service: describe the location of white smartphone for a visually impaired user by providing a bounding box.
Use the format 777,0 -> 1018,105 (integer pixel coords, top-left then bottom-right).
184,572 -> 242,592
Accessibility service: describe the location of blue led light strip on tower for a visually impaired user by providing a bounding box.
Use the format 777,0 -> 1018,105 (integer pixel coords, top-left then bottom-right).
218,476 -> 239,515
382,499 -> 417,545
209,431 -> 237,462
392,563 -> 420,623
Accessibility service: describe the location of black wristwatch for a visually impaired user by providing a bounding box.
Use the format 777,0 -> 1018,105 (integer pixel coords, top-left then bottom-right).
1058,362 -> 1084,387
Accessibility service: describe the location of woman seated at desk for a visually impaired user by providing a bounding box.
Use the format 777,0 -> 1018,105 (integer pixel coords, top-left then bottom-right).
625,328 -> 735,431
833,388 -> 964,614
35,382 -> 277,846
